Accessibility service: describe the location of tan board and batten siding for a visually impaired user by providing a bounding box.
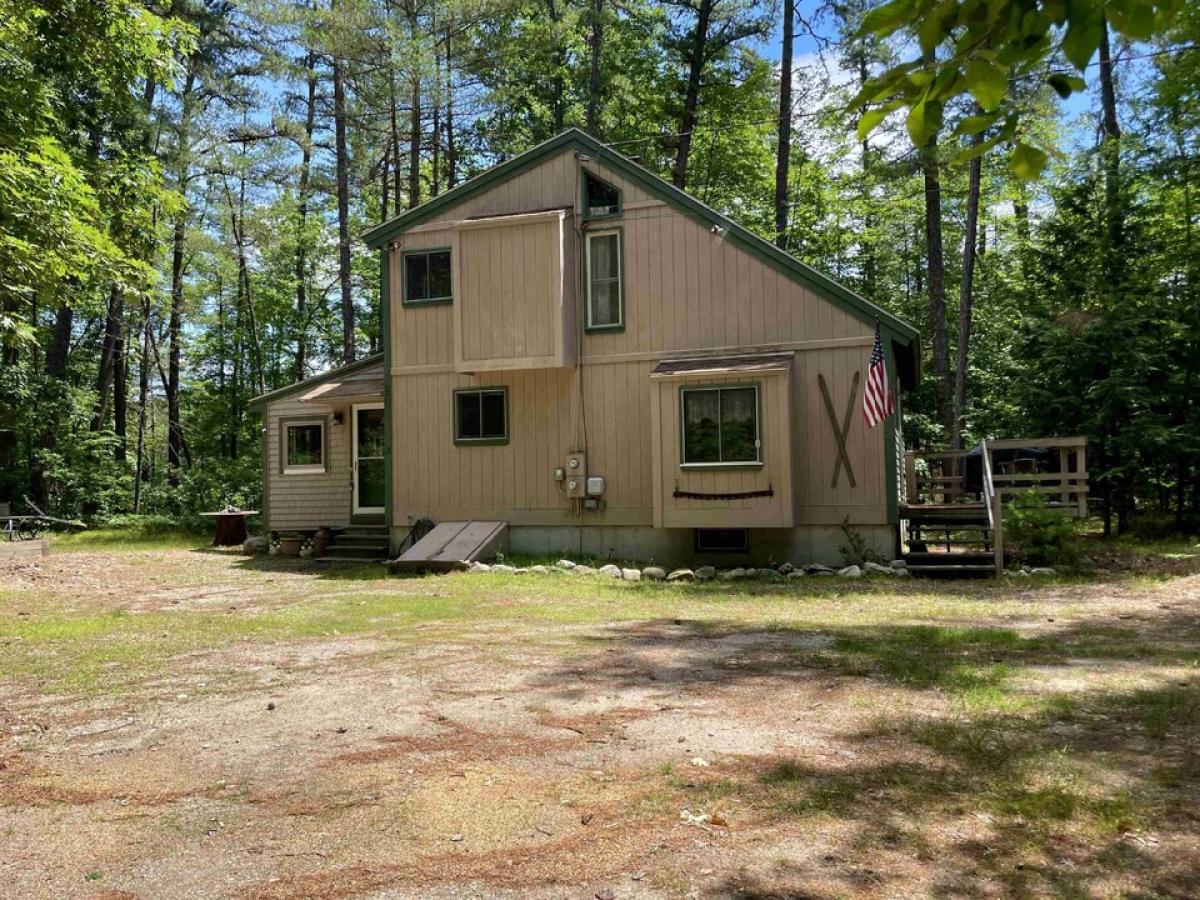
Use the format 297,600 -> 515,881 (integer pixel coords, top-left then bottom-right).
262,359 -> 383,531
386,148 -> 895,535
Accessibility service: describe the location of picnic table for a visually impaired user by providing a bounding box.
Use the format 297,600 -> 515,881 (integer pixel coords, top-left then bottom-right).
200,508 -> 259,546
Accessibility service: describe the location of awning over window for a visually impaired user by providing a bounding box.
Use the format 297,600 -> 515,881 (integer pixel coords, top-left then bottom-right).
649,352 -> 793,379
298,376 -> 384,403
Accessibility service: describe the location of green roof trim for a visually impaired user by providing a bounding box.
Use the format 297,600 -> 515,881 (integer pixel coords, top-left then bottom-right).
362,128 -> 919,350
248,353 -> 384,410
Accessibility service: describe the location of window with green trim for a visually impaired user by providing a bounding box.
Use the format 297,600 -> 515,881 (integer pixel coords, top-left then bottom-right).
454,388 -> 508,443
585,230 -> 622,330
583,170 -> 620,219
680,386 -> 760,465
403,249 -> 452,304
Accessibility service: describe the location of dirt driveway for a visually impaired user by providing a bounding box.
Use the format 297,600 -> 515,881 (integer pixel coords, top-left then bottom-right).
1,544 -> 1198,898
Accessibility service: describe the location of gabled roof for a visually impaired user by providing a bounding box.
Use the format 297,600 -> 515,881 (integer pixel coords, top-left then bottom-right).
248,353 -> 383,410
362,128 -> 919,351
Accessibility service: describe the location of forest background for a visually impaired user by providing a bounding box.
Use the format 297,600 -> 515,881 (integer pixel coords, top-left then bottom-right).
1,0 -> 1196,537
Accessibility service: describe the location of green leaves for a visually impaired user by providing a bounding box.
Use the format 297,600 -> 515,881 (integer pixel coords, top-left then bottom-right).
856,100 -> 904,141
964,58 -> 1009,111
1047,72 -> 1086,98
858,0 -> 918,37
1061,3 -> 1104,69
846,0 -> 1178,178
906,96 -> 944,148
1010,142 -> 1049,180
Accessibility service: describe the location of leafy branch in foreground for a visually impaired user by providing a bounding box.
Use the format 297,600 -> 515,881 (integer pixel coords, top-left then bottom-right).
851,0 -> 1180,177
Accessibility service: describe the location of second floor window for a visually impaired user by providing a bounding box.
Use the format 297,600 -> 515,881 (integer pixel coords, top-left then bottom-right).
404,248 -> 452,305
586,229 -> 623,330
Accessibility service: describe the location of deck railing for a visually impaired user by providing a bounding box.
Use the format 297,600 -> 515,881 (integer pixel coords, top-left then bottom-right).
905,438 -> 1088,513
904,437 -> 1088,576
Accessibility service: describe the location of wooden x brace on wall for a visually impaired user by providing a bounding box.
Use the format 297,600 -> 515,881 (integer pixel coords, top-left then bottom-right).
818,371 -> 860,489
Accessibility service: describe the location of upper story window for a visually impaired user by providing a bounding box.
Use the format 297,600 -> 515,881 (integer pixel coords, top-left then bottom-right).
583,170 -> 620,219
403,248 -> 452,305
680,385 -> 761,466
283,418 -> 326,474
454,387 -> 508,444
585,229 -> 623,331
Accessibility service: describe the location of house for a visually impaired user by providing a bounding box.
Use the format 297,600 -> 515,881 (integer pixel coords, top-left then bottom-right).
249,128 -> 919,565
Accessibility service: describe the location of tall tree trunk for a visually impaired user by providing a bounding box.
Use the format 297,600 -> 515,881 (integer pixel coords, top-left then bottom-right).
167,209 -> 185,483
673,0 -> 714,189
544,0 -> 566,131
444,32 -> 457,188
294,50 -> 317,382
166,68 -> 195,485
773,0 -> 793,248
92,285 -> 123,431
1098,17 -> 1128,533
408,76 -> 421,206
922,138 -> 950,434
113,325 -> 127,461
586,0 -> 604,136
333,49 -> 355,363
46,305 -> 73,380
951,149 -> 982,450
133,300 -> 151,513
859,55 -> 877,295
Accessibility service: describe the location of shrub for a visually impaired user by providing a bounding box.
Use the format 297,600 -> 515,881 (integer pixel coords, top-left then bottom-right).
1004,493 -> 1082,568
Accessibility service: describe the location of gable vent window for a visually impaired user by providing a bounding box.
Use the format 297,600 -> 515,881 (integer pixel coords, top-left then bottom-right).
454,388 -> 508,445
403,248 -> 452,305
585,229 -> 623,331
583,171 -> 620,220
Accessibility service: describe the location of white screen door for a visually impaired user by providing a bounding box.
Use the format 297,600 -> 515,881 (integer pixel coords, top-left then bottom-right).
352,403 -> 385,515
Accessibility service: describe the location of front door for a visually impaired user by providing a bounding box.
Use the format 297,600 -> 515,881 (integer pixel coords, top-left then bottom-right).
352,403 -> 385,515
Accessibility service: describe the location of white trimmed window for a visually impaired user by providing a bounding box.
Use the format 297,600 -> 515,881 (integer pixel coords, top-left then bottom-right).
585,229 -> 623,330
283,419 -> 326,474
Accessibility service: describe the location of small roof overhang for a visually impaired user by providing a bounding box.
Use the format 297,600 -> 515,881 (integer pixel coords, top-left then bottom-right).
298,377 -> 384,404
649,352 -> 793,379
248,353 -> 384,410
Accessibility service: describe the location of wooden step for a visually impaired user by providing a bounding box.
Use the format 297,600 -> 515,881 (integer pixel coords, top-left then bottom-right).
904,551 -> 994,566
906,564 -> 996,578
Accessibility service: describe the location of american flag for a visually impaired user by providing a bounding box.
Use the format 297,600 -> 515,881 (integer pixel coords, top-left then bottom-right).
863,322 -> 894,428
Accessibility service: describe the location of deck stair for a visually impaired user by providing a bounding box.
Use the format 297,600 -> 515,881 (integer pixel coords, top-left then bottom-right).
902,437 -> 1089,578
320,520 -> 390,562
390,521 -> 508,573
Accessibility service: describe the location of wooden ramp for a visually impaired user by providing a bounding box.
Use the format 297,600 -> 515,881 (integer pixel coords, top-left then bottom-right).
390,521 -> 508,573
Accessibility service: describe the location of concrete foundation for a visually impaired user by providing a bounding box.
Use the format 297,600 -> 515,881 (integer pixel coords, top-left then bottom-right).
503,524 -> 896,568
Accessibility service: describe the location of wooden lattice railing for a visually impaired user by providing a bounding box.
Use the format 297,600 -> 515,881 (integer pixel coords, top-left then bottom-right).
904,437 -> 1089,576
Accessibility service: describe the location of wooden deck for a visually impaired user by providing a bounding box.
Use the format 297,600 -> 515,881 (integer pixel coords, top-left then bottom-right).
902,437 -> 1088,577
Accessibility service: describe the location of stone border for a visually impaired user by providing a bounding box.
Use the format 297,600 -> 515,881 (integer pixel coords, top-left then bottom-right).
465,558 -> 911,582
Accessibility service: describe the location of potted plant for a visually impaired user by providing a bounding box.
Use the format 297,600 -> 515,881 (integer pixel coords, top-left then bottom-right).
312,525 -> 333,558
278,532 -> 304,557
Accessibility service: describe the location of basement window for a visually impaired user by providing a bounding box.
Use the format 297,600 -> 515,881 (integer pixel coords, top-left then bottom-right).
454,388 -> 508,445
694,528 -> 749,553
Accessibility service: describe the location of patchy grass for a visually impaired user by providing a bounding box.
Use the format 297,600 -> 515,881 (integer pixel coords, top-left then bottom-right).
1,535 -> 1198,898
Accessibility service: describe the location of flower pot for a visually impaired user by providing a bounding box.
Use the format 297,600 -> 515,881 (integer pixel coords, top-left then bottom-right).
279,536 -> 303,557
